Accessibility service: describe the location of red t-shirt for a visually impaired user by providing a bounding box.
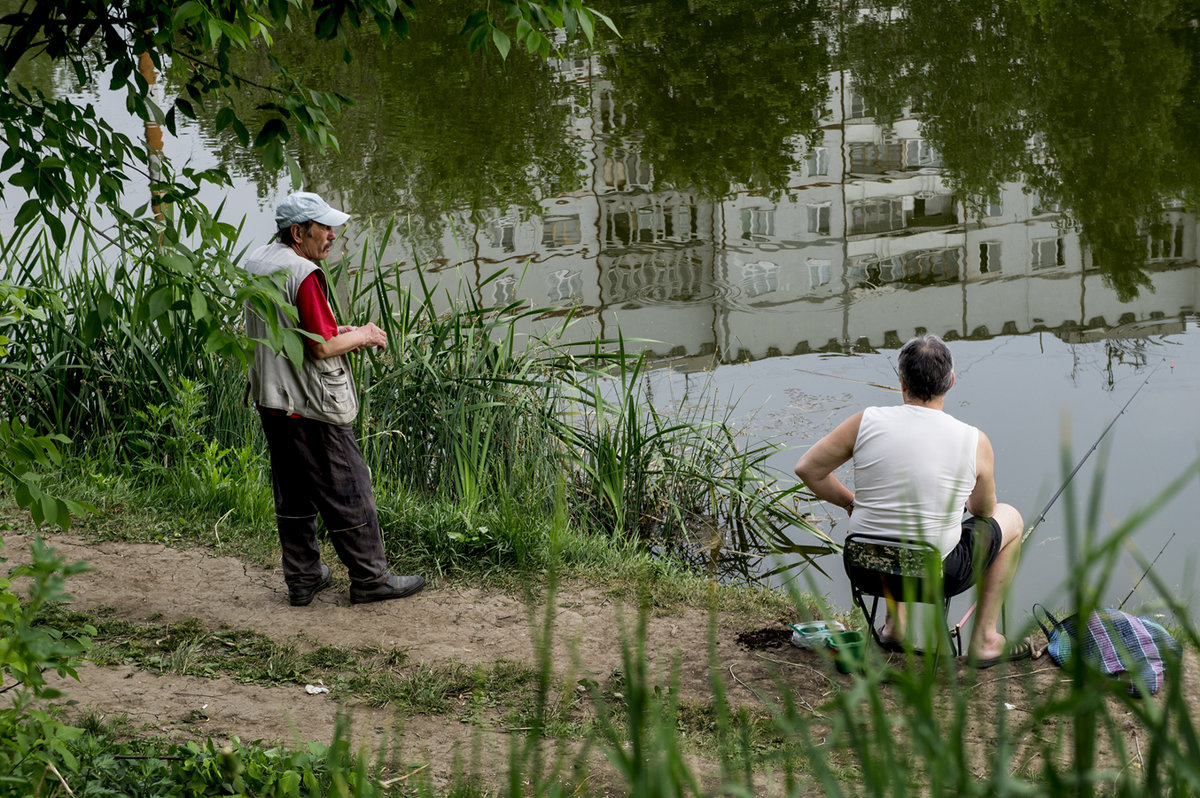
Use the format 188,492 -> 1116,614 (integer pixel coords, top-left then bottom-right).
295,271 -> 338,342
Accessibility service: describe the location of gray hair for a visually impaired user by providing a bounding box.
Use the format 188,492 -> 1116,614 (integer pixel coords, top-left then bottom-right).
897,334 -> 954,401
276,220 -> 316,246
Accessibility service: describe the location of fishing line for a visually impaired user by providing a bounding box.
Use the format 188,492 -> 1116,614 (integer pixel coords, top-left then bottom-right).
1119,531 -> 1176,611
1020,360 -> 1161,546
954,361 -> 1161,633
795,368 -> 898,392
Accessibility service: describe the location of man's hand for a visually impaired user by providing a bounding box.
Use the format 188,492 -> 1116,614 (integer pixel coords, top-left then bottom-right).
355,322 -> 388,349
311,322 -> 388,359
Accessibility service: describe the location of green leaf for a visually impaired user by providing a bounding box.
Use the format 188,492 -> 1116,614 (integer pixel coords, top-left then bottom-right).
254,117 -> 289,148
0,147 -> 19,172
459,9 -> 487,37
563,3 -> 578,37
590,7 -> 618,35
158,252 -> 194,274
44,212 -> 66,249
578,8 -> 595,43
231,117 -> 250,147
173,1 -> 203,26
40,494 -> 56,527
147,285 -> 174,320
203,327 -> 236,356
492,27 -> 511,60
96,292 -> 115,321
262,139 -> 284,171
13,198 -> 40,228
9,168 -> 36,189
215,106 -> 235,131
282,329 -> 305,371
467,24 -> 489,53
315,8 -> 338,39
190,288 -> 208,320
287,153 -> 303,189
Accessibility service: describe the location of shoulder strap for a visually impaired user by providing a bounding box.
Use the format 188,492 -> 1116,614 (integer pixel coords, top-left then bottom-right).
1032,603 -> 1061,640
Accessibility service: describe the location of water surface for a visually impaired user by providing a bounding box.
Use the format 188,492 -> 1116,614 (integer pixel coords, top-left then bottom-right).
7,0 -> 1200,615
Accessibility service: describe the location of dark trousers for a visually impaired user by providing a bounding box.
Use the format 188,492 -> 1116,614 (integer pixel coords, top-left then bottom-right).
258,411 -> 389,588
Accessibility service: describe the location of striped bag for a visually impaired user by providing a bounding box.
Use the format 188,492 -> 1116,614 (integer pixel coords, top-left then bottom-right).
1033,604 -> 1180,696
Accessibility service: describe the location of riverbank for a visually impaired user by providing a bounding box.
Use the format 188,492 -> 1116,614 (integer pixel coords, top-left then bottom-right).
5,504 -> 1196,795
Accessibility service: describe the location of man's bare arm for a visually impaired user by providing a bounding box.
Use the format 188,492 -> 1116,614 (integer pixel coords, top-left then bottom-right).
793,411 -> 863,511
965,429 -> 998,518
309,322 -> 388,360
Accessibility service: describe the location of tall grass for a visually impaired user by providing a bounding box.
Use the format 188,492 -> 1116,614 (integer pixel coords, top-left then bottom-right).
489,452 -> 1200,797
6,211 -> 1200,793
2,218 -> 817,575
391,458 -> 1200,795
13,456 -> 1200,796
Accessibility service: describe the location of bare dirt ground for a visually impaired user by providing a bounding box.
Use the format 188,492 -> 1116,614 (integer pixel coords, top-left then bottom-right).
4,529 -> 1196,794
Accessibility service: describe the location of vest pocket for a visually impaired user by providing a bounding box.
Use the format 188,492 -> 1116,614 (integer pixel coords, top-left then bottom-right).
319,367 -> 351,407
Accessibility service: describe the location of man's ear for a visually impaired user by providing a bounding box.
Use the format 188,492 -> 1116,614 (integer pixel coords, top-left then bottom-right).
950,372 -> 956,389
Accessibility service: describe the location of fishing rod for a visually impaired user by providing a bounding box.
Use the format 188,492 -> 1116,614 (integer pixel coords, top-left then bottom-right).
954,361 -> 1160,633
1020,361 -> 1160,546
1119,531 -> 1176,611
795,368 -> 900,392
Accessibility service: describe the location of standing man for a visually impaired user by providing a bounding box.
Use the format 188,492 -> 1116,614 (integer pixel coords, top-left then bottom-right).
793,334 -> 1026,666
244,191 -> 425,606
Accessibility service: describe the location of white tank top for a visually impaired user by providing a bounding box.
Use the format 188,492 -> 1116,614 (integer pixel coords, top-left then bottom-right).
849,405 -> 979,557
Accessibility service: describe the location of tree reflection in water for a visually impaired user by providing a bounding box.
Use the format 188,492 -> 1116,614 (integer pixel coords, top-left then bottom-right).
840,0 -> 1200,300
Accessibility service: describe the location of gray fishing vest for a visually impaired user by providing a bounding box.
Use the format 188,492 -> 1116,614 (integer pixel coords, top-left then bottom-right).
243,242 -> 359,425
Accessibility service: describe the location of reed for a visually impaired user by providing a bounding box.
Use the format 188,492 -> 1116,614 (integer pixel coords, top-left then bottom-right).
2,218 -> 817,575
6,438 -> 1200,796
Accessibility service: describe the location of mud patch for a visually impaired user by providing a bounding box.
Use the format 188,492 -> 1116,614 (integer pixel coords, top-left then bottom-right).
734,627 -> 793,650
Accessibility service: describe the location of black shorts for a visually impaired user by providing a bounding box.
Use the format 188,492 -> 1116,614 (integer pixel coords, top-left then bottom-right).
942,516 -> 1003,597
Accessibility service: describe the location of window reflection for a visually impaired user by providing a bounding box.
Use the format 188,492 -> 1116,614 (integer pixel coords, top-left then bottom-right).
492,274 -> 517,306
806,146 -> 829,176
1146,218 -> 1184,260
980,241 -> 1002,273
741,208 -> 776,240
807,258 -> 832,288
849,142 -> 903,173
807,203 -> 831,235
547,269 -> 583,302
850,247 -> 963,286
543,215 -> 582,249
1031,238 -> 1064,269
490,216 -> 517,253
849,198 -> 905,234
743,260 -> 779,297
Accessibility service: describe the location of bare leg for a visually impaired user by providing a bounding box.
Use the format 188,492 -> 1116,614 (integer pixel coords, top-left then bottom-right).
968,503 -> 1023,660
881,598 -> 907,640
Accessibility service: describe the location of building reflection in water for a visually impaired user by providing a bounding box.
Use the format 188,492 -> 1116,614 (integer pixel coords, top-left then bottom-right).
348,60 -> 1199,369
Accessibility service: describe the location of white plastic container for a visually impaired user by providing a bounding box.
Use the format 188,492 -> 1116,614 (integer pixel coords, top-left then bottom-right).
789,620 -> 847,649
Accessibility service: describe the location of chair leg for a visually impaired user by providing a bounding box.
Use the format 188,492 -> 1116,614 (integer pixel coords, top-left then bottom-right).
857,591 -> 887,651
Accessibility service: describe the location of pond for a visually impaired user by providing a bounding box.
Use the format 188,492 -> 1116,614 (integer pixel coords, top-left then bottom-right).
7,0 -> 1199,618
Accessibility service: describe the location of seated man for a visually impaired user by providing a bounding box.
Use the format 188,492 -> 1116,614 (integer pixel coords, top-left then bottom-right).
793,334 -> 1026,665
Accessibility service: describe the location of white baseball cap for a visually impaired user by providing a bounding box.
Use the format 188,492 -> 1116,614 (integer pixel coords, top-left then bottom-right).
275,192 -> 350,229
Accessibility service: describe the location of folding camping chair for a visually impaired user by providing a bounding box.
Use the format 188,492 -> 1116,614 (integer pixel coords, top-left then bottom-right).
842,532 -> 963,656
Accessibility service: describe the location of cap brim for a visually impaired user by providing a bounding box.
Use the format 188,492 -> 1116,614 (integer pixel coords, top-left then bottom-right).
312,208 -> 350,226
